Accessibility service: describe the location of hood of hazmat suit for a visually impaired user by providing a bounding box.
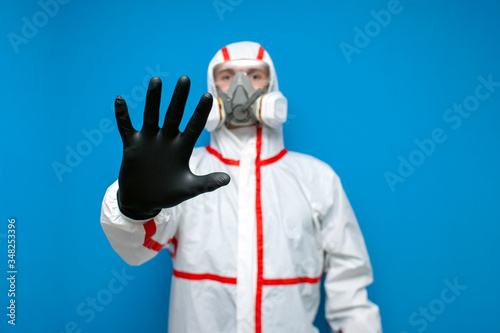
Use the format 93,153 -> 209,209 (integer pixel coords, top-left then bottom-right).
206,41 -> 287,131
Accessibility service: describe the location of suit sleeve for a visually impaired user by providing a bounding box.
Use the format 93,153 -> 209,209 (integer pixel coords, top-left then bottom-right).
320,173 -> 382,333
100,180 -> 181,266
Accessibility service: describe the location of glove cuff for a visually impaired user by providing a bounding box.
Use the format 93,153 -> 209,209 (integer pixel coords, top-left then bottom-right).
116,189 -> 161,220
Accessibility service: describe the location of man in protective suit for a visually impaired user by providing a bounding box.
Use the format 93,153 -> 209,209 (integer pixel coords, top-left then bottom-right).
101,41 -> 382,333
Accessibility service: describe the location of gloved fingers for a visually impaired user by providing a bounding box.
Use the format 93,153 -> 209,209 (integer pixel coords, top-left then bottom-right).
190,172 -> 231,196
162,76 -> 190,136
115,96 -> 136,144
142,76 -> 162,133
182,92 -> 213,148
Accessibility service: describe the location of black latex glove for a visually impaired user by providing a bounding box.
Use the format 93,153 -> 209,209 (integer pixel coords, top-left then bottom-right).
115,76 -> 230,220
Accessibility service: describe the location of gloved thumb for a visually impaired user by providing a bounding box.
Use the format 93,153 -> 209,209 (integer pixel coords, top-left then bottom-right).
191,172 -> 231,196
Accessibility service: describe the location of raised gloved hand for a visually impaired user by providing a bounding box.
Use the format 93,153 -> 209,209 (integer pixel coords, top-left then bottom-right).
115,76 -> 230,220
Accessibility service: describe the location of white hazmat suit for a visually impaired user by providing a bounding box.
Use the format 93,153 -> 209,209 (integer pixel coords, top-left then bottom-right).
101,41 -> 382,333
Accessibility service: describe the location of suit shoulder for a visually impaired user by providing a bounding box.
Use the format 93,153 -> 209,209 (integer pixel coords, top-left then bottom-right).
283,150 -> 338,178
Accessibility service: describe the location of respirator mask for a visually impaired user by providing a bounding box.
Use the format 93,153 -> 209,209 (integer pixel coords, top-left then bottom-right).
210,60 -> 288,129
217,72 -> 266,127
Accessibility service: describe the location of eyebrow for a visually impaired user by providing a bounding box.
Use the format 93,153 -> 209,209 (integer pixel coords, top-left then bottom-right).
246,68 -> 267,73
215,68 -> 236,76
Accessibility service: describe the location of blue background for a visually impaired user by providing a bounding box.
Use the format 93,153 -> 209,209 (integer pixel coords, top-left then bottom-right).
1,0 -> 499,332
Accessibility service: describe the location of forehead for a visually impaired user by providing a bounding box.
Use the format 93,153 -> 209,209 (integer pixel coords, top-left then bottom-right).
214,59 -> 269,75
